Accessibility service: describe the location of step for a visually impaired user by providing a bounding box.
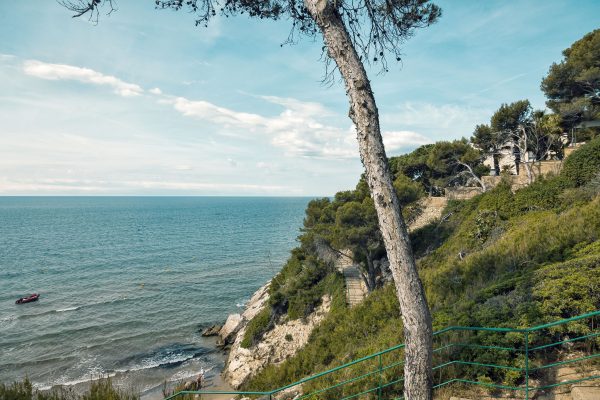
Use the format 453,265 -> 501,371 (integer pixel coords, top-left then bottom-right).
572,386 -> 600,400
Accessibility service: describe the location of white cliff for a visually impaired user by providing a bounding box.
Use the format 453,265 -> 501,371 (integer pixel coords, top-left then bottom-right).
222,284 -> 331,389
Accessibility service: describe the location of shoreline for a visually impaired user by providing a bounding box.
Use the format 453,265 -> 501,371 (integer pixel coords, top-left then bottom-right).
30,282 -> 272,400
37,335 -> 234,400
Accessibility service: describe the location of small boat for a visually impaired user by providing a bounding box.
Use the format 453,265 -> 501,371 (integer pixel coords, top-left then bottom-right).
16,294 -> 40,304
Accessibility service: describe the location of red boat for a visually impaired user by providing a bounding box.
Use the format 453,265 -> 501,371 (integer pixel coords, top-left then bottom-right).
16,294 -> 40,304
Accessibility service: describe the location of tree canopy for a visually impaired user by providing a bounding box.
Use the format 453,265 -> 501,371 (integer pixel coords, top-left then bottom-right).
63,0 -> 440,71
541,28 -> 600,127
61,1 -> 442,398
490,100 -> 532,134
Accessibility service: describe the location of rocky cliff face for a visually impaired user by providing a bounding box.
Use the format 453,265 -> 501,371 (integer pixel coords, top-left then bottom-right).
217,282 -> 271,348
221,282 -> 331,389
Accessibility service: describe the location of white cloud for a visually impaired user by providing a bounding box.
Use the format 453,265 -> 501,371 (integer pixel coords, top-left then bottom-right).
0,53 -> 16,61
23,60 -> 143,97
182,79 -> 207,86
259,95 -> 333,118
256,161 -> 272,169
165,94 -> 435,159
382,131 -> 433,152
166,95 -> 350,158
149,87 -> 162,95
226,158 -> 239,167
384,102 -> 492,137
171,96 -> 267,128
128,181 -> 289,192
0,177 -> 293,195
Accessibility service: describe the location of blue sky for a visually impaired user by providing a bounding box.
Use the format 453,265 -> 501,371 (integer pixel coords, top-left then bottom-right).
0,1 -> 598,196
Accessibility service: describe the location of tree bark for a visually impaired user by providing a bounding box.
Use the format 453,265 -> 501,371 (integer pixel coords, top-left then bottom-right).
365,251 -> 377,291
303,1 -> 433,398
518,126 -> 534,184
493,153 -> 501,175
457,160 -> 487,192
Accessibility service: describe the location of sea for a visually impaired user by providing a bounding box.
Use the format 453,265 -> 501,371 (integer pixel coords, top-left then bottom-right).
0,196 -> 310,397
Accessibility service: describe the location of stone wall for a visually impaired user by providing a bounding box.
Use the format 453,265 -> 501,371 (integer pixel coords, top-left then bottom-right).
482,174 -> 529,190
445,187 -> 482,200
482,159 -> 563,191
531,160 -> 562,176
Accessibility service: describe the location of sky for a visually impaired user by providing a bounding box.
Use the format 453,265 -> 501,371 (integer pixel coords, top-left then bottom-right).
0,1 -> 598,196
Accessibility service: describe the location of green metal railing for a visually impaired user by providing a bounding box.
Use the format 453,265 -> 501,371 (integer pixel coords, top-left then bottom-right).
165,310 -> 600,399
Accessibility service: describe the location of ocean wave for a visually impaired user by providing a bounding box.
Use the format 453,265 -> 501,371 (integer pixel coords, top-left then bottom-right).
1,355 -> 78,370
168,365 -> 214,383
0,314 -> 16,323
56,306 -> 80,313
115,343 -> 209,373
1,319 -> 147,347
9,305 -> 81,322
9,295 -> 153,323
34,371 -> 118,391
236,298 -> 249,308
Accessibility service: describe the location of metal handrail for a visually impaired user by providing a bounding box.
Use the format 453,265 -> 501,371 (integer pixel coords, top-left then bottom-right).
165,310 -> 600,399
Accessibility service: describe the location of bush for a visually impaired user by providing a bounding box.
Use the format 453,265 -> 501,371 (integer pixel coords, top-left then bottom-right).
0,378 -> 138,400
562,136 -> 600,186
241,307 -> 272,349
269,251 -> 335,320
244,159 -> 600,396
512,175 -> 571,213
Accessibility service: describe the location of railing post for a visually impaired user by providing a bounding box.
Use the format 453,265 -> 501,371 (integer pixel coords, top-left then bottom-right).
378,353 -> 383,400
525,331 -> 529,400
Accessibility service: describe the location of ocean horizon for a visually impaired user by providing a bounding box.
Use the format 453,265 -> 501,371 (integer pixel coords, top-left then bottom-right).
0,196 -> 311,395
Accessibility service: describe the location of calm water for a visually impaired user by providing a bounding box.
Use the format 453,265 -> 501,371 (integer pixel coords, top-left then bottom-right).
0,197 -> 309,395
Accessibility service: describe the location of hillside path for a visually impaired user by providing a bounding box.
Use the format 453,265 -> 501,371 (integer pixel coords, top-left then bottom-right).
336,249 -> 368,307
408,196 -> 448,232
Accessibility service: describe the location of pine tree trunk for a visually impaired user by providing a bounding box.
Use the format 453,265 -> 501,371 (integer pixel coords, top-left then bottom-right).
493,153 -> 501,175
304,1 -> 433,398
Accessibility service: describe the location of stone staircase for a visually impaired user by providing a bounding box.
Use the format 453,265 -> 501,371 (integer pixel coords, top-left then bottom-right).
342,266 -> 367,307
335,249 -> 367,307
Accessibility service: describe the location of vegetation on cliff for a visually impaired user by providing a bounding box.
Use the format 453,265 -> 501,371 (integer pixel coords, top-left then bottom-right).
242,32 -> 600,393
244,136 -> 600,394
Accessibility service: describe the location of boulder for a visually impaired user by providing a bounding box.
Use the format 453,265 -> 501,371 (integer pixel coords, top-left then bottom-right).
217,314 -> 243,347
201,324 -> 222,337
241,283 -> 270,321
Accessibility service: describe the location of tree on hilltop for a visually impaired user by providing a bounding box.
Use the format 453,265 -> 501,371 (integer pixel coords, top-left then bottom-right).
61,0 -> 441,397
471,123 -> 505,176
426,139 -> 489,192
542,29 -> 600,129
490,100 -> 532,175
512,110 -> 563,184
471,100 -> 532,176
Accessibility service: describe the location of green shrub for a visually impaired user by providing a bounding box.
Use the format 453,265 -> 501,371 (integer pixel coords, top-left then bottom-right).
533,254 -> 600,328
241,307 -> 272,349
243,135 -> 600,396
269,251 -> 336,320
0,378 -> 138,400
562,136 -> 600,186
512,175 -> 571,213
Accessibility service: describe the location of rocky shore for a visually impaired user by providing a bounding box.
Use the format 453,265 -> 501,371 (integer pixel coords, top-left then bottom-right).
202,280 -> 331,390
